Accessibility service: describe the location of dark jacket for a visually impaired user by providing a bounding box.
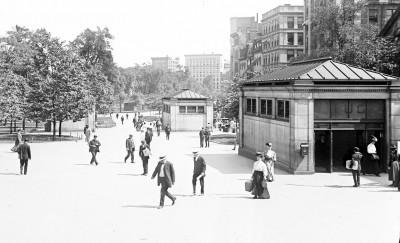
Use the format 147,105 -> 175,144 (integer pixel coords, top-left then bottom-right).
139,144 -> 150,158
18,143 -> 31,160
126,138 -> 135,151
193,155 -> 206,175
165,126 -> 171,134
151,161 -> 175,187
89,139 -> 101,152
204,129 -> 210,138
145,131 -> 152,144
199,130 -> 205,138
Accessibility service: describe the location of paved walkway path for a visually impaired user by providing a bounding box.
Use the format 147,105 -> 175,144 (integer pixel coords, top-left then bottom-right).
0,118 -> 399,243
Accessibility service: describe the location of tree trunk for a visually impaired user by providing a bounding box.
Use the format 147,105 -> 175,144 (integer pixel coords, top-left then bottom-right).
58,120 -> 62,137
9,119 -> 12,134
35,120 -> 38,128
52,118 -> 56,141
22,118 -> 26,131
13,120 -> 17,132
119,101 -> 122,113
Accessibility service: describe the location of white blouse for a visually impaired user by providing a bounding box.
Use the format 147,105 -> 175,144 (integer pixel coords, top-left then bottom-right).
252,160 -> 268,176
367,143 -> 376,154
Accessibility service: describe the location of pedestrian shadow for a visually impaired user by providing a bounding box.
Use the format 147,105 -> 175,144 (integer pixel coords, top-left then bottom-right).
174,194 -> 195,197
0,172 -> 19,176
117,173 -> 143,176
369,189 -> 398,192
324,185 -> 354,188
122,205 -> 158,209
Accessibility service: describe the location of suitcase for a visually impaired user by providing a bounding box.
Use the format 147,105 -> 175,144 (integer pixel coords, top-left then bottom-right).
245,180 -> 253,192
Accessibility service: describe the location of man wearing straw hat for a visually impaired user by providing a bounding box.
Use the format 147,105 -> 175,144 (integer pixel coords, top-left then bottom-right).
151,154 -> 176,209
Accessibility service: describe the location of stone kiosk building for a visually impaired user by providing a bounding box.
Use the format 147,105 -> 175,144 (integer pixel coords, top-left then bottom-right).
162,89 -> 213,131
239,58 -> 400,174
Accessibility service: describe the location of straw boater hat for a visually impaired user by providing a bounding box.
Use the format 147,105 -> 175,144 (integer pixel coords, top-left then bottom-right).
159,154 -> 166,160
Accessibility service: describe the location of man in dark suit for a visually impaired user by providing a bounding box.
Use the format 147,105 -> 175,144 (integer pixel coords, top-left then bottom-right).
192,151 -> 206,195
89,135 -> 101,165
145,128 -> 153,148
151,154 -> 176,209
199,128 -> 205,148
17,138 -> 31,175
204,128 -> 211,148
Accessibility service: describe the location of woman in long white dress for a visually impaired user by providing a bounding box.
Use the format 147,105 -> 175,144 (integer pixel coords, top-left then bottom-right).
264,142 -> 276,182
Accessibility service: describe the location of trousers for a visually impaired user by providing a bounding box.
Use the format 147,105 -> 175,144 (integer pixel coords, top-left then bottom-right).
142,156 -> 149,174
352,170 -> 360,186
205,137 -> 210,147
20,159 -> 28,175
90,151 -> 98,165
192,174 -> 205,194
124,149 -> 134,163
159,178 -> 175,206
200,137 -> 204,148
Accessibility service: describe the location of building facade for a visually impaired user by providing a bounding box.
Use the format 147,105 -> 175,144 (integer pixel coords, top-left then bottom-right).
305,0 -> 400,55
260,4 -> 304,72
239,58 -> 399,174
230,17 -> 260,78
184,54 -> 222,90
162,89 -> 213,131
151,56 -> 180,72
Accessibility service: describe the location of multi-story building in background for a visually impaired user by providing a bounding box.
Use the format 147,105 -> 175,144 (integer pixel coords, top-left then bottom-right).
230,17 -> 260,78
151,56 -> 180,72
304,0 -> 400,55
184,54 -> 222,90
260,4 -> 304,72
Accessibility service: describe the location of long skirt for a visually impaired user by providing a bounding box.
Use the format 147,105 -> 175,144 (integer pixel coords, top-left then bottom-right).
362,155 -> 380,175
252,171 -> 264,197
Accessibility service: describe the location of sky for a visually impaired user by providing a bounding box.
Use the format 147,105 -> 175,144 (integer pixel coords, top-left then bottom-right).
0,0 -> 304,68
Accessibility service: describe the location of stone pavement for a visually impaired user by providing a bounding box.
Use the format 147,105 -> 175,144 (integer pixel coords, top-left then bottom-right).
0,118 -> 399,243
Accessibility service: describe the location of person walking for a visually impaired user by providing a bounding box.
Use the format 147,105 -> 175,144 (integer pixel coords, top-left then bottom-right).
116,113 -> 119,119
389,145 -> 399,187
151,154 -> 176,209
165,125 -> 171,140
84,125 -> 91,144
124,134 -> 135,163
204,128 -> 210,148
251,152 -> 269,199
139,140 -> 151,175
145,128 -> 153,148
126,113 -> 129,120
199,127 -> 205,148
89,135 -> 101,165
11,129 -> 23,152
17,138 -> 31,175
264,142 -> 276,182
350,147 -> 363,187
121,116 -> 125,125
363,136 -> 380,176
233,126 -> 239,150
192,151 -> 206,195
156,120 -> 162,137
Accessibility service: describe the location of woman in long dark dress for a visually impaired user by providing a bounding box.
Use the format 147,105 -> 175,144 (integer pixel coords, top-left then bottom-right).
363,136 -> 380,176
389,145 -> 399,187
251,152 -> 268,199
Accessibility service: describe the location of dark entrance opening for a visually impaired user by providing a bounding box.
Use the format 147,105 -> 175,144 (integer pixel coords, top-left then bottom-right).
315,130 -> 331,172
332,130 -> 364,172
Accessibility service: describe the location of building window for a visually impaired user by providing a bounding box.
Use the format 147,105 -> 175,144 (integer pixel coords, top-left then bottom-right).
287,50 -> 295,61
297,17 -> 304,29
298,33 -> 304,45
287,33 -> 294,45
260,99 -> 273,116
277,100 -> 290,120
187,106 -> 197,113
287,16 -> 294,29
369,9 -> 378,24
246,98 -> 257,114
179,106 -> 186,113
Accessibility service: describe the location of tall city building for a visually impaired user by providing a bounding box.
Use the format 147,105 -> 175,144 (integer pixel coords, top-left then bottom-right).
151,56 -> 180,72
304,0 -> 400,55
230,17 -> 260,78
184,54 -> 222,90
260,4 -> 304,72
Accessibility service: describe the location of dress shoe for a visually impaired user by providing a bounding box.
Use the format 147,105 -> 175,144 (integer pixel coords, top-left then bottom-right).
172,198 -> 176,205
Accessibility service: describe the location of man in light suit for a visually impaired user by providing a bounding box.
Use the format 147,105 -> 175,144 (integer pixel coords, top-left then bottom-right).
192,151 -> 206,195
151,154 -> 176,209
17,138 -> 31,175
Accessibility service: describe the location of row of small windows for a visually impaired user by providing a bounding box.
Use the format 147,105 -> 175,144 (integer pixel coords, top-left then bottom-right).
179,106 -> 205,114
263,16 -> 304,34
246,98 -> 290,120
261,32 -> 303,51
163,104 -> 171,113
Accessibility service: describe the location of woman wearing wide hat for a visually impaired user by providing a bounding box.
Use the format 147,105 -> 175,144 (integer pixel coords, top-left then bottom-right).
363,136 -> 380,176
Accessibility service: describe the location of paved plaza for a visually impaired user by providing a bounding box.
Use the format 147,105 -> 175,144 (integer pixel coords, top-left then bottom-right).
0,120 -> 399,243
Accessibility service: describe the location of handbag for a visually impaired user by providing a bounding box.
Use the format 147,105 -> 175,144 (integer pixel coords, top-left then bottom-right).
245,179 -> 254,192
